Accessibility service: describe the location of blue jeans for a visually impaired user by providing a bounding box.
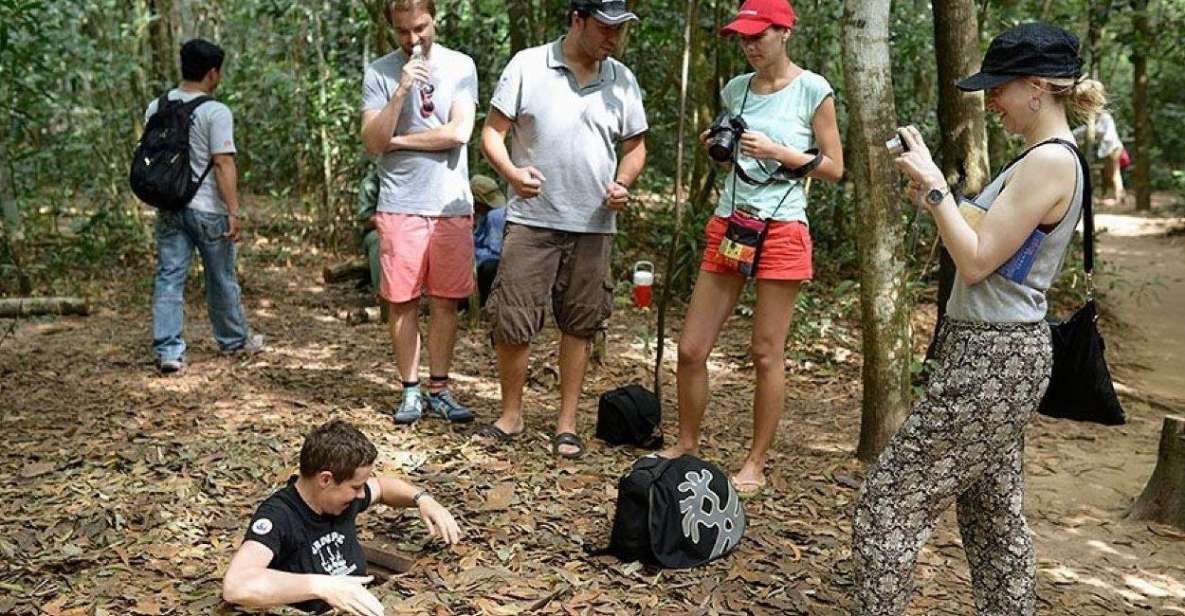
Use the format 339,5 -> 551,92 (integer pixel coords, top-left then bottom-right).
152,209 -> 250,361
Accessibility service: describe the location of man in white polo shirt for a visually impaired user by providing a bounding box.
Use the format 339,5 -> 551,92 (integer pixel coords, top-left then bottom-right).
360,0 -> 478,426
477,0 -> 648,458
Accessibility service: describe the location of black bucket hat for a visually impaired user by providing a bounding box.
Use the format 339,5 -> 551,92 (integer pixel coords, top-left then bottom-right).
957,22 -> 1084,92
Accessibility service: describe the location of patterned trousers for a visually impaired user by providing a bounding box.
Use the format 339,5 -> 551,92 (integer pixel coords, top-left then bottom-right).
851,320 -> 1052,616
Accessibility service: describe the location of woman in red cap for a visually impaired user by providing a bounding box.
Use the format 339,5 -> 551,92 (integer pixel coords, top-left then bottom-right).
851,23 -> 1107,615
659,0 -> 844,494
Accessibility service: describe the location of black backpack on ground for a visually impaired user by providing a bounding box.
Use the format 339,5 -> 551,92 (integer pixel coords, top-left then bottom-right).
596,384 -> 663,450
600,454 -> 746,569
129,93 -> 213,211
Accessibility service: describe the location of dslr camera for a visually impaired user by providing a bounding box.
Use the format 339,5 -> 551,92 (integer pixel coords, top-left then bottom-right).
707,111 -> 748,163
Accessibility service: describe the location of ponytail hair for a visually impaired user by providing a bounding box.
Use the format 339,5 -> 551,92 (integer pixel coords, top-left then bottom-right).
1045,76 -> 1108,121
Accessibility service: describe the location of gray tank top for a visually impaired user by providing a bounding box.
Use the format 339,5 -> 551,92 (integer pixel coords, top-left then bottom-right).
947,141 -> 1085,323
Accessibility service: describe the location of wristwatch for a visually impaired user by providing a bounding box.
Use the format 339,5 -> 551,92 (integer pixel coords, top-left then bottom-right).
412,490 -> 431,505
924,184 -> 951,207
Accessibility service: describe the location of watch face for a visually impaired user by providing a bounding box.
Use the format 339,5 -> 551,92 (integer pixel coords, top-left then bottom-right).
926,188 -> 945,205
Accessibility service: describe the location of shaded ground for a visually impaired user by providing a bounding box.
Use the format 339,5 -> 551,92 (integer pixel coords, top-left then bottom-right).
1094,198 -> 1185,408
2,199 -> 1184,615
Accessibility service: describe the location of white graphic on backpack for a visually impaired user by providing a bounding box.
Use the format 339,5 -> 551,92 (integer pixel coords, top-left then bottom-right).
677,469 -> 744,558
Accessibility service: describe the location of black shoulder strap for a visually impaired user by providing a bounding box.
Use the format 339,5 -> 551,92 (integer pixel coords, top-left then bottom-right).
180,95 -> 216,185
149,92 -> 172,121
150,93 -> 212,121
1047,138 -> 1094,280
180,95 -> 213,114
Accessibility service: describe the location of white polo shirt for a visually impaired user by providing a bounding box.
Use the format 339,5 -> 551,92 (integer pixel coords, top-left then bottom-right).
490,38 -> 648,234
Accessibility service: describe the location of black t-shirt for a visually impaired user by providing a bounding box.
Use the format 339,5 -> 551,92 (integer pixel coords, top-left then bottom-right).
244,476 -> 372,613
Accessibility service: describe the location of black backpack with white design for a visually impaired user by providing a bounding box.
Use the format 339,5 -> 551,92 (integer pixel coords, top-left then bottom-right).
129,93 -> 212,211
601,454 -> 745,569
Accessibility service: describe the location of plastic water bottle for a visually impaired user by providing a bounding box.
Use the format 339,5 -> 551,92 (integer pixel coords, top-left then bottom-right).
411,44 -> 435,116
632,261 -> 655,309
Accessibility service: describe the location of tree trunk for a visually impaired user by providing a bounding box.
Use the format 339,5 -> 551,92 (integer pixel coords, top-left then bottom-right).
654,0 -> 697,399
1129,416 -> 1185,530
322,259 -> 370,284
313,4 -> 337,248
0,134 -> 30,295
147,0 -> 177,89
0,298 -> 90,318
0,132 -> 20,243
365,0 -> 393,56
1131,0 -> 1153,212
843,0 -> 912,463
507,0 -> 533,53
926,0 -> 988,364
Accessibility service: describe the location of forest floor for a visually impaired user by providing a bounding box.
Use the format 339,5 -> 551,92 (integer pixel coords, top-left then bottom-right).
2,195 -> 1184,616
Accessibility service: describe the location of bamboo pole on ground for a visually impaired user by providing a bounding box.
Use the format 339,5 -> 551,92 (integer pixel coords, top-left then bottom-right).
0,298 -> 90,318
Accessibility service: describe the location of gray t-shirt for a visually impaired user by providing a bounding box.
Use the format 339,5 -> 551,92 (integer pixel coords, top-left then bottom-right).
947,141 -> 1085,323
144,89 -> 236,215
362,44 -> 478,217
490,38 -> 648,234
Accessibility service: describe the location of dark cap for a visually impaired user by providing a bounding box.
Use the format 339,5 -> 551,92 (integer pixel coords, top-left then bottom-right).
571,0 -> 639,26
956,22 -> 1084,92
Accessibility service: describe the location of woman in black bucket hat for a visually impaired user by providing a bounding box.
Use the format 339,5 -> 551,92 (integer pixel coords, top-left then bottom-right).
850,23 -> 1106,615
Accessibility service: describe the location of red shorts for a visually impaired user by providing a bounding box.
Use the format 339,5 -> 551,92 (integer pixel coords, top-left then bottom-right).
700,215 -> 813,280
375,213 -> 475,303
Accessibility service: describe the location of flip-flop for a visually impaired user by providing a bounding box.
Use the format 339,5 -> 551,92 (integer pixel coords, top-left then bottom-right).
731,476 -> 767,497
473,423 -> 520,444
551,432 -> 586,459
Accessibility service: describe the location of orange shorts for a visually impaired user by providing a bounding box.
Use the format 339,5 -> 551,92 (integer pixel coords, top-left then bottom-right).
375,213 -> 475,303
700,215 -> 813,280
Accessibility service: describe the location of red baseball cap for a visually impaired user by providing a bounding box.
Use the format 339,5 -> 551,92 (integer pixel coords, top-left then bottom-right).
721,0 -> 797,36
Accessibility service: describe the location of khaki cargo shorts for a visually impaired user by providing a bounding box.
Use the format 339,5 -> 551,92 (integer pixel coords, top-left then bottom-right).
486,222 -> 614,344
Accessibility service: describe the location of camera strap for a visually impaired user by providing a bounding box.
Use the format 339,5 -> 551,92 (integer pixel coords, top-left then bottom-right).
728,76 -> 820,220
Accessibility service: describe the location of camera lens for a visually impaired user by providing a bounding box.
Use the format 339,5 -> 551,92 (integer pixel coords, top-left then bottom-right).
708,130 -> 738,163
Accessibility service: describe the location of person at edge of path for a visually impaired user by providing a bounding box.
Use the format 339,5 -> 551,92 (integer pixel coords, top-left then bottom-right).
851,23 -> 1106,616
222,419 -> 461,616
147,38 -> 265,376
355,168 -> 382,299
470,174 -> 507,307
359,0 -> 479,426
475,0 -> 648,459
655,0 -> 844,495
1074,109 -> 1127,206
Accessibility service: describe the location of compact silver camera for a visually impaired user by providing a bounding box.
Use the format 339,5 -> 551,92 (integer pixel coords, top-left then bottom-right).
885,128 -> 910,156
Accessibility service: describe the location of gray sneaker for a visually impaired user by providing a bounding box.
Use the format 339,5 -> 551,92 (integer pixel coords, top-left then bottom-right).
392,390 -> 423,425
157,357 -> 185,375
425,389 -> 474,423
223,333 -> 265,356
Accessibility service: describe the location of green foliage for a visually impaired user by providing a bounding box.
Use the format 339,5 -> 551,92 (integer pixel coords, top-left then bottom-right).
3,0 -> 1185,298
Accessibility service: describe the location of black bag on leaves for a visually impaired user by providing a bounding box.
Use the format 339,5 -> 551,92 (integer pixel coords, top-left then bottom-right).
130,93 -> 213,211
1036,139 -> 1125,426
596,384 -> 663,450
600,455 -> 745,569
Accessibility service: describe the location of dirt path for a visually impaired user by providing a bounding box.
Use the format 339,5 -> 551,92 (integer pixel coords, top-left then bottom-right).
1095,209 -> 1185,407
2,205 -> 1184,614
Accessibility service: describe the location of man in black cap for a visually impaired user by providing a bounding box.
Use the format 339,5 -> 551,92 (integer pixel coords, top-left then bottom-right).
478,0 -> 648,458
